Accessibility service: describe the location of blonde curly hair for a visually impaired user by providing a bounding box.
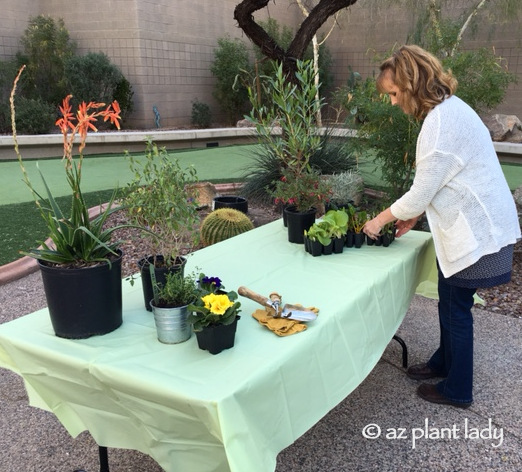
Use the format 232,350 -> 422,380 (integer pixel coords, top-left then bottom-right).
377,45 -> 458,120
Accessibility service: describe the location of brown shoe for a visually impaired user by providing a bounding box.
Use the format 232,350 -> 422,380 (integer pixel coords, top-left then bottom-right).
407,363 -> 443,380
417,383 -> 472,409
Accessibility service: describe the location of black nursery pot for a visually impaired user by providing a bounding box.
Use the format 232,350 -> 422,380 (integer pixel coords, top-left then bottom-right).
39,251 -> 123,339
353,232 -> 365,249
138,255 -> 187,311
284,205 -> 316,244
213,196 -> 248,214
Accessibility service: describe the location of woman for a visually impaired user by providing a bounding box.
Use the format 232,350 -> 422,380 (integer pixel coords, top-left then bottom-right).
363,45 -> 521,408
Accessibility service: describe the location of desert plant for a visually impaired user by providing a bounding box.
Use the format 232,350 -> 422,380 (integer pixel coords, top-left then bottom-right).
200,208 -> 254,246
123,137 -> 200,266
325,170 -> 364,207
11,66 -> 134,265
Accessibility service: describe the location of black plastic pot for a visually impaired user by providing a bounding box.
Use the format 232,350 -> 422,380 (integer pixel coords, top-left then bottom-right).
284,205 -> 316,244
138,255 -> 187,311
195,316 -> 240,354
38,251 -> 123,339
213,196 -> 248,214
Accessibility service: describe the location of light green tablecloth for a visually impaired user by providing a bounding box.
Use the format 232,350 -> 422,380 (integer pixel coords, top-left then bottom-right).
0,221 -> 435,472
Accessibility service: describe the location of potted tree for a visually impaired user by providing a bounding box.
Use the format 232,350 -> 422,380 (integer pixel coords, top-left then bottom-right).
188,274 -> 241,354
123,138 -> 201,310
245,60 -> 332,243
149,270 -> 200,344
10,66 -> 138,339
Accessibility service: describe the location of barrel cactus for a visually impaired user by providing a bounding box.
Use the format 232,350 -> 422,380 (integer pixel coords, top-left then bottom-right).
200,208 -> 254,246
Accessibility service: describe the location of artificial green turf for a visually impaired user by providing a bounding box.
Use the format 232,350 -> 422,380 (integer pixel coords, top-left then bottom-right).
1,145 -> 258,205
0,189 -> 118,265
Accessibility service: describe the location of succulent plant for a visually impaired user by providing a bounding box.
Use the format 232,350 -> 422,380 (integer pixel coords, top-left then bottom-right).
200,208 -> 254,246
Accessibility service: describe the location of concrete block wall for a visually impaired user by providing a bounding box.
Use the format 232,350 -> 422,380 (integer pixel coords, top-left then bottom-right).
325,2 -> 522,117
1,1 -> 521,127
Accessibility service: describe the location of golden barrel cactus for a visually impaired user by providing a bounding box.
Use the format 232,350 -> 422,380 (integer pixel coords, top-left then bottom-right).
200,208 -> 254,246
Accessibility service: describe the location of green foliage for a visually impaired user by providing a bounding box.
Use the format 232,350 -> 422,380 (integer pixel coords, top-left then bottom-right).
211,35 -> 252,124
443,49 -> 517,114
191,99 -> 212,128
0,189 -> 117,266
64,52 -> 134,123
269,168 -> 332,213
246,60 -> 324,175
241,133 -> 357,206
17,15 -> 76,105
113,76 -> 134,122
9,96 -> 55,134
324,170 -> 365,207
123,138 -> 200,263
152,271 -> 200,308
200,208 -> 254,246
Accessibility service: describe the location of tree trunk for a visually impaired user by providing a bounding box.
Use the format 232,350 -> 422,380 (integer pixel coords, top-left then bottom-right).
234,0 -> 358,77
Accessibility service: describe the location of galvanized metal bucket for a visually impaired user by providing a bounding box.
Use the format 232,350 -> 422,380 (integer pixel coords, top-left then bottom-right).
150,304 -> 192,344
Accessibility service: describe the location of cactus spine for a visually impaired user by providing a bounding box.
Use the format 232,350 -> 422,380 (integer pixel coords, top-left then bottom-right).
200,208 -> 254,246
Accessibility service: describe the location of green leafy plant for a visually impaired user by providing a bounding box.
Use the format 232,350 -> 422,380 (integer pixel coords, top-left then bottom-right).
123,137 -> 200,267
191,99 -> 212,128
10,66 -> 134,265
246,59 -> 324,176
305,221 -> 330,245
188,273 -> 241,331
269,168 -> 332,213
64,51 -> 134,124
322,209 -> 349,239
152,270 -> 200,308
211,35 -> 252,124
351,210 -> 368,234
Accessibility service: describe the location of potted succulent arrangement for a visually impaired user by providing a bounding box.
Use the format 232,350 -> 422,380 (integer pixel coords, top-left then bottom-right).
188,274 -> 241,354
149,270 -> 200,344
10,66 -> 138,339
123,138 -> 201,310
245,60 -> 332,244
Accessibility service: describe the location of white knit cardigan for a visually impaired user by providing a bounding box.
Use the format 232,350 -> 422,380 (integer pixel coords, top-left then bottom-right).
390,95 -> 521,278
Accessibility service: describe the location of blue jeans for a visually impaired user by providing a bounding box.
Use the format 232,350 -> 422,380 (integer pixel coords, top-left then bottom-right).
426,267 -> 476,404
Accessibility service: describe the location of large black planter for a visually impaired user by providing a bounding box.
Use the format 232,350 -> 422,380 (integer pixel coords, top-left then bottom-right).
213,196 -> 248,214
195,316 -> 240,354
138,255 -> 187,311
284,206 -> 316,244
38,251 -> 123,339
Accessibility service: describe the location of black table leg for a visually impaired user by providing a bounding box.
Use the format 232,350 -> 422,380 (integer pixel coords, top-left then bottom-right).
73,446 -> 110,472
392,335 -> 408,368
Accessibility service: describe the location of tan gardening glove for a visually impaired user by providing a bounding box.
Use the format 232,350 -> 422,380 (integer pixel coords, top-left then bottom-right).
251,305 -> 319,337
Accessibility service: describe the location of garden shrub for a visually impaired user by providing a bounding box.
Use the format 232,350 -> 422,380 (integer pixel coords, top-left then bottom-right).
211,36 -> 252,125
11,97 -> 56,134
64,52 -> 134,124
191,99 -> 212,128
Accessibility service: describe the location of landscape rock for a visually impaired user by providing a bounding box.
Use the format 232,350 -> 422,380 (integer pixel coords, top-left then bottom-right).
482,114 -> 522,141
236,119 -> 253,128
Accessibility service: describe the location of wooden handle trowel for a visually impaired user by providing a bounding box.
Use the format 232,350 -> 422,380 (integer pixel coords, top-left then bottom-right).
238,286 -> 317,322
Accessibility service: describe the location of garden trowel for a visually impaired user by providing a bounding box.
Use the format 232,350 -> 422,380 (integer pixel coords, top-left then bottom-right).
238,286 -> 317,322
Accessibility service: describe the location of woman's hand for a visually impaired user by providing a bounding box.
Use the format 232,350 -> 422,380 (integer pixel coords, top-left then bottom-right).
395,216 -> 420,238
363,217 -> 383,240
